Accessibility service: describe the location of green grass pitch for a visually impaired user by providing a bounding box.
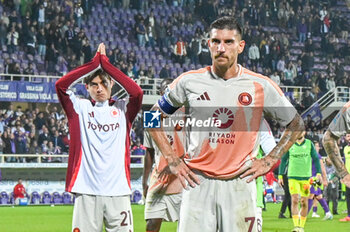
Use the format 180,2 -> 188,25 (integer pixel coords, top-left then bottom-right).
1,202 -> 350,231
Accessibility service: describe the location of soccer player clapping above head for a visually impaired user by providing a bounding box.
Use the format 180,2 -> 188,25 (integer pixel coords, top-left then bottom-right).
55,43 -> 143,232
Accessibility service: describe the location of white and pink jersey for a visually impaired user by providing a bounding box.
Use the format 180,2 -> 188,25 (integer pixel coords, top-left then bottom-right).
55,53 -> 143,196
158,65 -> 296,179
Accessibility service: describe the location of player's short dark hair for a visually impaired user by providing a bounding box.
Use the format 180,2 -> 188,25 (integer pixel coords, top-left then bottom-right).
83,69 -> 111,85
209,16 -> 243,37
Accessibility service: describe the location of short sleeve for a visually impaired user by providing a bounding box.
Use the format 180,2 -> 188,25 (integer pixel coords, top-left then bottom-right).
328,104 -> 350,138
259,119 -> 276,154
263,81 -> 297,126
158,77 -> 187,115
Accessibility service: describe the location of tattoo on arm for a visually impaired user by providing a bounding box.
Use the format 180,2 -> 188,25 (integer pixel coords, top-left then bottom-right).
267,114 -> 304,164
323,130 -> 349,178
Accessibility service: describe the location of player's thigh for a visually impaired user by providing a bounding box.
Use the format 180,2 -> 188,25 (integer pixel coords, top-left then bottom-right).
178,175 -> 217,232
299,180 -> 311,197
288,179 -> 301,195
218,177 -> 259,232
145,193 -> 182,222
103,195 -> 133,232
72,194 -> 104,232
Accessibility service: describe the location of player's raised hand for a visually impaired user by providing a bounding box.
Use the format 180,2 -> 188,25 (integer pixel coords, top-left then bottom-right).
341,173 -> 350,188
97,43 -> 106,55
240,155 -> 278,183
166,157 -> 200,189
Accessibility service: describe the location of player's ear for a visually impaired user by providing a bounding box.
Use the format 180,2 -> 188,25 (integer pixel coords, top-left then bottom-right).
85,84 -> 89,90
238,39 -> 245,54
207,39 -> 211,48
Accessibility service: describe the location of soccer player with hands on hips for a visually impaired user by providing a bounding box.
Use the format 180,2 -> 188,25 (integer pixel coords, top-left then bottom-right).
323,101 -> 350,222
56,43 -> 143,232
148,16 -> 304,232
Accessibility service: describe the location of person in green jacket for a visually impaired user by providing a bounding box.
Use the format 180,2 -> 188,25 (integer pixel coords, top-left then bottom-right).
278,131 -> 322,232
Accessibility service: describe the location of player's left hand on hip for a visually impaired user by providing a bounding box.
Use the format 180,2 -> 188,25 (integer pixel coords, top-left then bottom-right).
240,157 -> 276,183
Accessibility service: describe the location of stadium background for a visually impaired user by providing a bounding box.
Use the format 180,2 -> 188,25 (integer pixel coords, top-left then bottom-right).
0,0 -> 350,231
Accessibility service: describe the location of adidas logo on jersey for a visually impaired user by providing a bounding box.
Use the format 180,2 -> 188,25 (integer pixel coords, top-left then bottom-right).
197,92 -> 211,101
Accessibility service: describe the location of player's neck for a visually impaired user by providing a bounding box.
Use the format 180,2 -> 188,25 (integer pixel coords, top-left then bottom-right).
213,64 -> 240,80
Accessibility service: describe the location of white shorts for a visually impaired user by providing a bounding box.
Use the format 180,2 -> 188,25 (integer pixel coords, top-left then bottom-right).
178,173 -> 259,232
144,192 -> 182,222
72,194 -> 133,232
256,207 -> 263,231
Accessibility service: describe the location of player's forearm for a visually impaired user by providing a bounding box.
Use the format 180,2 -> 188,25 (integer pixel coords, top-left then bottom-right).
142,149 -> 154,185
267,114 -> 304,166
55,53 -> 100,91
320,159 -> 328,182
323,130 -> 349,178
100,55 -> 143,98
148,105 -> 178,165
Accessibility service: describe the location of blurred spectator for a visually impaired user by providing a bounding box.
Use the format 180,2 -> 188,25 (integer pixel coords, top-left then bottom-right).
136,19 -> 146,47
270,71 -> 281,85
0,115 -> 4,134
172,36 -> 187,64
37,28 -> 46,59
0,20 -> 6,47
248,42 -> 260,69
74,3 -> 84,28
82,38 -> 92,63
199,39 -> 211,65
298,18 -> 307,43
7,26 -> 19,54
46,44 -> 59,74
159,64 -> 171,79
38,126 -> 51,146
0,131 -> 3,154
301,90 -> 314,110
38,4 -> 45,28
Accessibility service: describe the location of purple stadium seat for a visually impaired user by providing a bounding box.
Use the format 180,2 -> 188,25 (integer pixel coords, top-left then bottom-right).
131,190 -> 142,203
52,192 -> 63,204
42,191 -> 52,204
62,192 -> 72,204
31,191 -> 41,205
0,191 -> 9,204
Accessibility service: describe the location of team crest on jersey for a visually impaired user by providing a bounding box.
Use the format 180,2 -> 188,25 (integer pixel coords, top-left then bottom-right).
110,109 -> 119,118
212,107 -> 234,129
238,92 -> 252,106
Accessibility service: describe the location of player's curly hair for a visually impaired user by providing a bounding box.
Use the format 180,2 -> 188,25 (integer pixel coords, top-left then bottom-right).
83,69 -> 111,85
210,16 -> 243,37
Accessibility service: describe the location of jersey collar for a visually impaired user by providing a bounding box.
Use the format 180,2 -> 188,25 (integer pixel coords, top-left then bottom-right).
91,98 -> 116,107
210,64 -> 242,80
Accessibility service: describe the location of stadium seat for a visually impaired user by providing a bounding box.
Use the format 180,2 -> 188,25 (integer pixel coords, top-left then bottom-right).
31,191 -> 41,205
0,191 -> 9,204
131,190 -> 142,203
52,192 -> 63,204
42,191 -> 52,204
62,192 -> 72,204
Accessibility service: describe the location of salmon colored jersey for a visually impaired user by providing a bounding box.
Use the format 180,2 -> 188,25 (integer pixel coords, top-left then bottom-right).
158,65 -> 296,179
